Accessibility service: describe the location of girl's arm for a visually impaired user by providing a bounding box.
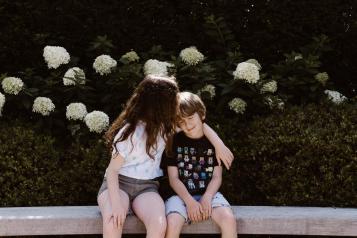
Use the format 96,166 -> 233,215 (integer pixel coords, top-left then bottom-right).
106,152 -> 126,228
200,166 -> 222,220
203,123 -> 234,169
168,166 -> 203,222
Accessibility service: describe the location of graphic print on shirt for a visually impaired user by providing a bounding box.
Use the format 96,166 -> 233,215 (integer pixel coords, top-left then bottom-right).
175,142 -> 216,194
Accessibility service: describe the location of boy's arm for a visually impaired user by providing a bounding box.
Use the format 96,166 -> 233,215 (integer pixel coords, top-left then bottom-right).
203,123 -> 234,170
200,166 -> 222,220
167,166 -> 203,222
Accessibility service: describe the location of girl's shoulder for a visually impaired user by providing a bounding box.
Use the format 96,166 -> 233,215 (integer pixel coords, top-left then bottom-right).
114,121 -> 146,141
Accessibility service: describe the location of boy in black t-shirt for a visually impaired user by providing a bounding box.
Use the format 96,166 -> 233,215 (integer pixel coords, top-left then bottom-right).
163,92 -> 237,238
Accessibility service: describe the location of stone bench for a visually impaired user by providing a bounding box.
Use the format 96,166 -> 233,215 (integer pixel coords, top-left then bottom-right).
0,206 -> 357,236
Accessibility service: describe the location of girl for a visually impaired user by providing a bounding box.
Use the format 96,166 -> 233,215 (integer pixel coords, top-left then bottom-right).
97,75 -> 233,238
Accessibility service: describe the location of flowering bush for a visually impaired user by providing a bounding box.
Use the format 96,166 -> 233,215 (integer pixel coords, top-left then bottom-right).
179,47 -> 204,66
245,59 -> 262,70
233,62 -> 260,84
66,102 -> 88,121
0,34 -> 349,142
270,35 -> 335,105
197,84 -> 216,100
63,67 -> 86,86
43,46 -> 70,69
228,98 -> 247,114
143,59 -> 173,76
93,54 -> 117,75
1,77 -> 24,95
32,97 -> 55,116
324,90 -> 347,104
120,50 -> 140,64
315,72 -> 329,86
0,92 -> 5,115
84,111 -> 109,133
261,81 -> 277,93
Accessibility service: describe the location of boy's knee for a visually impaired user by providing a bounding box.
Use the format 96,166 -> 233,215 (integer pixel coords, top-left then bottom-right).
223,212 -> 236,226
167,213 -> 185,231
213,208 -> 236,225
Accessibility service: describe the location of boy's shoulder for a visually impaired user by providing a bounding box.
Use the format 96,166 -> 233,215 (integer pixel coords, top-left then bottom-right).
173,131 -> 187,140
173,131 -> 212,146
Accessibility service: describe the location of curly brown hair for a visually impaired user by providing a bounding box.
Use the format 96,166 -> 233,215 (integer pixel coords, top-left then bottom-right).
104,75 -> 179,159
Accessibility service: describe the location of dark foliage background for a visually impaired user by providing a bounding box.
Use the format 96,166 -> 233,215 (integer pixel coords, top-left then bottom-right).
1,103 -> 356,207
0,4 -> 356,238
0,0 -> 356,97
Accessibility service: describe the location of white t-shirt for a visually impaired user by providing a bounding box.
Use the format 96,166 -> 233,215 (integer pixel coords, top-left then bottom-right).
109,121 -> 166,180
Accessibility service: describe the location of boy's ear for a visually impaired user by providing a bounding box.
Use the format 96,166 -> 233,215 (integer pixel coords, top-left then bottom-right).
202,115 -> 206,121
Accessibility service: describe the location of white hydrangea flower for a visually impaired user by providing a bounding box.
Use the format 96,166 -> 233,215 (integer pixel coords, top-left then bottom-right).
32,97 -> 55,116
0,92 -> 5,116
228,98 -> 247,114
84,110 -> 109,133
120,50 -> 140,63
1,77 -> 24,95
233,62 -> 260,84
315,72 -> 329,86
324,90 -> 347,104
197,84 -> 216,99
294,54 -> 303,61
261,81 -> 277,93
143,59 -> 173,77
66,102 -> 88,121
245,59 -> 262,70
43,46 -> 70,69
179,47 -> 204,66
264,96 -> 284,110
63,67 -> 86,86
277,99 -> 285,110
93,55 -> 117,75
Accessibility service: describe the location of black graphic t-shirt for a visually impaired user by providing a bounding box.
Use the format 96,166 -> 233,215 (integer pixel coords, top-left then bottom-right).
162,131 -> 219,196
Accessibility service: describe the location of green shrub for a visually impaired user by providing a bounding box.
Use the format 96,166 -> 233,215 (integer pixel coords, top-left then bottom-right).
213,102 -> 357,206
56,138 -> 108,205
0,119 -> 108,206
1,102 -> 356,207
0,120 -> 61,206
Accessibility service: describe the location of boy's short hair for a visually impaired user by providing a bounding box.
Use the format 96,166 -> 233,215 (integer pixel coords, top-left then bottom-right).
178,92 -> 206,120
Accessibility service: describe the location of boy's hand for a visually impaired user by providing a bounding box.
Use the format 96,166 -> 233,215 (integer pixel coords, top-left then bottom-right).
216,145 -> 234,170
186,198 -> 203,223
199,194 -> 213,220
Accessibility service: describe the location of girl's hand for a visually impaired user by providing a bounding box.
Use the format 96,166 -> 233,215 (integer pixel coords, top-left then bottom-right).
186,198 -> 203,223
216,144 -> 234,170
199,195 -> 212,220
110,202 -> 127,229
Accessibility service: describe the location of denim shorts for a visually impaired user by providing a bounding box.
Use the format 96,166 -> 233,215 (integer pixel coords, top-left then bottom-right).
97,174 -> 160,202
165,192 -> 231,223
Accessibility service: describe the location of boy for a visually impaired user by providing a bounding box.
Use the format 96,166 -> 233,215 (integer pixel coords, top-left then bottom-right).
163,92 -> 237,238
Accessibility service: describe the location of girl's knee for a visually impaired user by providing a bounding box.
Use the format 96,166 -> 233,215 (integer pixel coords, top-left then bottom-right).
145,217 -> 167,237
146,215 -> 167,233
103,217 -> 123,234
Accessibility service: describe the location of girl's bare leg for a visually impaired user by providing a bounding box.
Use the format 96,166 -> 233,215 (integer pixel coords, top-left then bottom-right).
165,213 -> 185,238
132,192 -> 167,238
211,206 -> 237,238
97,189 -> 130,238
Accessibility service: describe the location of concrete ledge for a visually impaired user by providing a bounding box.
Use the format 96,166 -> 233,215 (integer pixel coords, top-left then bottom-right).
0,206 -> 357,236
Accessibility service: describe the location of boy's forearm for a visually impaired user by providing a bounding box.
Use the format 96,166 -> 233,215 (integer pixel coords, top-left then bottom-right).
203,176 -> 222,198
170,178 -> 195,204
